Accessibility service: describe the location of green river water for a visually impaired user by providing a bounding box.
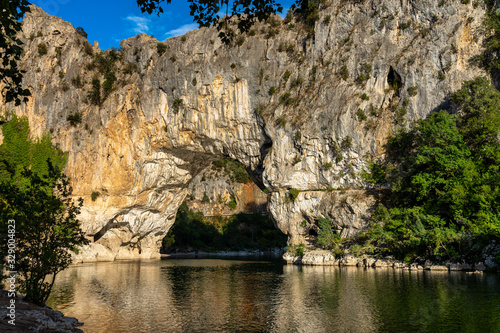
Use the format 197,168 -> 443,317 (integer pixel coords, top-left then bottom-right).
46,258 -> 500,332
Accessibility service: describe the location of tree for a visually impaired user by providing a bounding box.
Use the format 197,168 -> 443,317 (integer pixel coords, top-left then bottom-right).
0,0 -> 31,105
317,216 -> 340,249
366,77 -> 500,261
0,115 -> 85,306
0,165 -> 88,306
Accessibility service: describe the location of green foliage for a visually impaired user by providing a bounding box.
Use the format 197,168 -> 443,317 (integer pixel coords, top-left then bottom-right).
283,70 -> 291,82
363,77 -> 500,261
227,195 -> 237,209
37,42 -> 48,55
123,63 -> 138,75
395,107 -> 407,124
102,71 -> 117,100
407,86 -> 418,96
91,191 -> 100,201
71,74 -> 83,88
0,114 -> 67,186
0,167 -> 87,306
268,86 -> 276,95
338,65 -> 349,81
317,217 -> 341,250
0,1 -> 31,106
294,243 -> 305,256
399,21 -> 410,30
294,130 -> 301,141
202,192 -> 210,203
323,162 -> 333,169
161,202 -> 287,252
157,42 -> 167,56
66,113 -> 82,126
290,76 -> 303,88
295,0 -> 323,36
172,98 -> 183,112
289,188 -> 300,201
235,35 -> 245,46
361,160 -> 387,185
86,50 -> 120,103
279,92 -> 294,105
357,108 -> 367,121
276,115 -> 287,127
0,117 -> 85,305
480,2 -> 500,76
356,73 -> 370,85
212,158 -> 252,183
83,42 -> 93,56
324,14 -> 331,25
341,136 -> 353,149
360,93 -> 369,101
356,63 -> 372,85
88,77 -> 101,105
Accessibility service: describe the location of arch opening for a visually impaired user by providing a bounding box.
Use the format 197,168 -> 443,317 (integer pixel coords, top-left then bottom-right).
160,157 -> 287,254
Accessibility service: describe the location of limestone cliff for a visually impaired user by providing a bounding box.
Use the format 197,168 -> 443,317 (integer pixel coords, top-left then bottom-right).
2,0 -> 488,261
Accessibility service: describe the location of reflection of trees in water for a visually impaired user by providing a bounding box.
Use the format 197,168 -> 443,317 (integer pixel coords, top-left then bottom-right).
46,261 -> 500,332
47,269 -> 79,309
273,266 -> 377,333
163,261 -> 285,332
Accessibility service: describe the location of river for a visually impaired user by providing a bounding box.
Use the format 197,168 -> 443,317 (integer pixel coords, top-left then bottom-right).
46,258 -> 500,332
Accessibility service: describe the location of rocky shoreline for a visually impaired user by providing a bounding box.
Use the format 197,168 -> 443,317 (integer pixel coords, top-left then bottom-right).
284,249 -> 500,273
0,291 -> 83,332
162,248 -> 285,259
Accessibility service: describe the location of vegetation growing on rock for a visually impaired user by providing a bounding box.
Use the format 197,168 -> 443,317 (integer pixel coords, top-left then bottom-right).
355,77 -> 500,262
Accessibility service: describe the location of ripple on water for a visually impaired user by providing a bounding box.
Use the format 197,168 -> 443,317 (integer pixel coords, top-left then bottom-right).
47,259 -> 500,332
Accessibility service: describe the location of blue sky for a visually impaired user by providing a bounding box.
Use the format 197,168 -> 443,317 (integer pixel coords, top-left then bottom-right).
29,0 -> 295,50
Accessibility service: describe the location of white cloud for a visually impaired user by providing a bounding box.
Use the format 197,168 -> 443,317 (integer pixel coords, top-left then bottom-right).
164,23 -> 198,38
125,16 -> 151,34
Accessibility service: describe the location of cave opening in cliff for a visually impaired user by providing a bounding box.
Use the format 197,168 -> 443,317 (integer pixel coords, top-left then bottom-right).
387,66 -> 402,96
160,158 -> 287,254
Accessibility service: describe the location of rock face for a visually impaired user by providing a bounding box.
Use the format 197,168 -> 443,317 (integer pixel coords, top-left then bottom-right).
185,161 -> 268,216
2,1 -> 487,261
0,291 -> 84,332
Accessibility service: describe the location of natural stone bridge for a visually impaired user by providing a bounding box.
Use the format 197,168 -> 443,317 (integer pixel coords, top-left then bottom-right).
4,1 -> 485,261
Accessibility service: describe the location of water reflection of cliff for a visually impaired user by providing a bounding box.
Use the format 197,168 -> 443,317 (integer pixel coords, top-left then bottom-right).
273,266 -> 378,333
47,260 -> 500,333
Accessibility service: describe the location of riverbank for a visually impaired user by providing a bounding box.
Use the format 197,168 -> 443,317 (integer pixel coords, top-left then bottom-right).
284,250 -> 500,273
0,290 -> 84,332
162,248 -> 285,259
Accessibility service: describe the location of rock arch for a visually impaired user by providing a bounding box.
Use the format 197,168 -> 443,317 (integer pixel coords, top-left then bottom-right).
7,3 -> 486,262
